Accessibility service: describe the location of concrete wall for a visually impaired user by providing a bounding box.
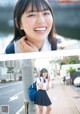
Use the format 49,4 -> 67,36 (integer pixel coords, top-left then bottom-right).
0,67 -> 7,80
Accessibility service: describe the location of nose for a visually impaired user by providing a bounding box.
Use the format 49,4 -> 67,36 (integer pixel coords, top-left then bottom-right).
37,13 -> 45,24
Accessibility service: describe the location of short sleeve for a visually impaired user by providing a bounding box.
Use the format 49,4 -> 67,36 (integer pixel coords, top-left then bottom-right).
37,77 -> 41,84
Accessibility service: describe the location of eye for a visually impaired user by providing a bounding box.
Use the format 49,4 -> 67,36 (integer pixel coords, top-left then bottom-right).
43,10 -> 51,15
28,13 -> 36,17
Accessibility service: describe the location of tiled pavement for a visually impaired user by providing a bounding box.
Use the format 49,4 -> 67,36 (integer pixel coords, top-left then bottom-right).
20,76 -> 80,114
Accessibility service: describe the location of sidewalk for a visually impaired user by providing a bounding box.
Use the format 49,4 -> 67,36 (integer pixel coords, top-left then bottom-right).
20,76 -> 80,114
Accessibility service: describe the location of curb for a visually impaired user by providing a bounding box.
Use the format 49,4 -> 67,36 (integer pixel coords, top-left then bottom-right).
15,105 -> 24,114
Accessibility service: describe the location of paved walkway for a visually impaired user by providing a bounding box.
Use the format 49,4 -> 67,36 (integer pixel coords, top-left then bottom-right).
47,77 -> 80,114
20,76 -> 80,114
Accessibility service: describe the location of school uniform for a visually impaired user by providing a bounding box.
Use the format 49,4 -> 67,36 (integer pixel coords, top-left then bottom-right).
5,37 -> 57,54
34,77 -> 52,106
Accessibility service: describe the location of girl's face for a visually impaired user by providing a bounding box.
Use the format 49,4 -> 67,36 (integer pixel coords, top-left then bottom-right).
20,3 -> 53,43
42,72 -> 48,78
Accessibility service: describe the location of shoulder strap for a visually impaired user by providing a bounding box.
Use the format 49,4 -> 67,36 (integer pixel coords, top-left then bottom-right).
51,39 -> 57,50
5,42 -> 15,54
39,77 -> 41,81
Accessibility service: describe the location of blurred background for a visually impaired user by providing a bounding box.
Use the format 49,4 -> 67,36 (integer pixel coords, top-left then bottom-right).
0,0 -> 80,53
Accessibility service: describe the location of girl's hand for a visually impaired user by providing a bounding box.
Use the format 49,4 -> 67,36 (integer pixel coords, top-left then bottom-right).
18,36 -> 39,52
38,83 -> 43,89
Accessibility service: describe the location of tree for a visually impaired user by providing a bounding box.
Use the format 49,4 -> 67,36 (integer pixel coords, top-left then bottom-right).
66,67 -> 77,74
7,67 -> 14,81
61,56 -> 80,65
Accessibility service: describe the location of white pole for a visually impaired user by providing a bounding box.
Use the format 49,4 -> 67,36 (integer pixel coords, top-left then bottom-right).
21,59 -> 36,114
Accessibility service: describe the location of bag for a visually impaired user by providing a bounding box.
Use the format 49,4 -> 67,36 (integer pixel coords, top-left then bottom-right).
5,42 -> 15,54
28,81 -> 37,102
28,78 -> 41,102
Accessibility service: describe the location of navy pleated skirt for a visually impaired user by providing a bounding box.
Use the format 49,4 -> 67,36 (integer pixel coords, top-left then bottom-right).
34,89 -> 52,106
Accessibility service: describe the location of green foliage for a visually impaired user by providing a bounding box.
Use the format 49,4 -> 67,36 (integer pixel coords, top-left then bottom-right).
1,79 -> 7,83
61,56 -> 80,65
60,61 -> 65,66
7,67 -> 14,73
7,67 -> 14,80
8,80 -> 14,82
66,67 -> 77,74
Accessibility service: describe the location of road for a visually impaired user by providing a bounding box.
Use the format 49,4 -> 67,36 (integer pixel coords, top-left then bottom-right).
0,81 -> 24,114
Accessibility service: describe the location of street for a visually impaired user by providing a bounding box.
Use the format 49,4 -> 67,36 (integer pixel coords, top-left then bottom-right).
0,81 -> 24,114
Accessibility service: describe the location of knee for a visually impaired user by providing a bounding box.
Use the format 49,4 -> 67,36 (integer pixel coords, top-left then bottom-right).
39,108 -> 43,113
47,106 -> 52,112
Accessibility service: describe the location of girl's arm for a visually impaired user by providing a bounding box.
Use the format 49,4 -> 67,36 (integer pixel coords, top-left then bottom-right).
37,83 -> 43,89
46,82 -> 50,90
46,76 -> 50,90
37,78 -> 43,89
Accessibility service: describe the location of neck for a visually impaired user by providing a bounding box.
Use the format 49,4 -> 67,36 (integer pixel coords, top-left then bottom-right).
29,40 -> 44,51
36,41 -> 44,50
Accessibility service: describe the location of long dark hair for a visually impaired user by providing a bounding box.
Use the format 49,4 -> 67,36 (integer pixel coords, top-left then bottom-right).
12,0 -> 56,46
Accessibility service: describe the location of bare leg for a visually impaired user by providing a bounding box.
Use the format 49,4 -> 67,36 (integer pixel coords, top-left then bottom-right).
46,105 -> 52,114
38,105 -> 43,114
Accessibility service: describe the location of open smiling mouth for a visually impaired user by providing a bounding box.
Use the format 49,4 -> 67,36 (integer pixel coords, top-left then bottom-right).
34,27 -> 47,32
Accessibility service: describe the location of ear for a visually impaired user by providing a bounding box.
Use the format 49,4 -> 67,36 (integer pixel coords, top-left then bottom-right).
15,18 -> 23,29
20,24 -> 23,29
20,20 -> 23,30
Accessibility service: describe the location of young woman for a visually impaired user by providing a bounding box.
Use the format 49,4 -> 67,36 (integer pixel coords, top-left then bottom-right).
5,0 -> 57,54
34,68 -> 52,114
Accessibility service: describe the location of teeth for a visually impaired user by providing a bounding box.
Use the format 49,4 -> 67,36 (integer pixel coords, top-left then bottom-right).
34,28 -> 46,31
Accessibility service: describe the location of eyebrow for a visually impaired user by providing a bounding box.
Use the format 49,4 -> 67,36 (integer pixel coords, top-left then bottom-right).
26,9 -> 50,14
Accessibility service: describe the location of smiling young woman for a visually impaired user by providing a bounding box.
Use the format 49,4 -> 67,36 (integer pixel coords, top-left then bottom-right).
5,0 -> 57,54
34,68 -> 52,114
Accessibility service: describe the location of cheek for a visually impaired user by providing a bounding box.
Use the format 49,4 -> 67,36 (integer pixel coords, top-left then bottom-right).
48,16 -> 53,26
44,73 -> 48,77
21,19 -> 35,30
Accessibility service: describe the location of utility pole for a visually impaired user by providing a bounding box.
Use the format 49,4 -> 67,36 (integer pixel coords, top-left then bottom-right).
21,59 -> 36,114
